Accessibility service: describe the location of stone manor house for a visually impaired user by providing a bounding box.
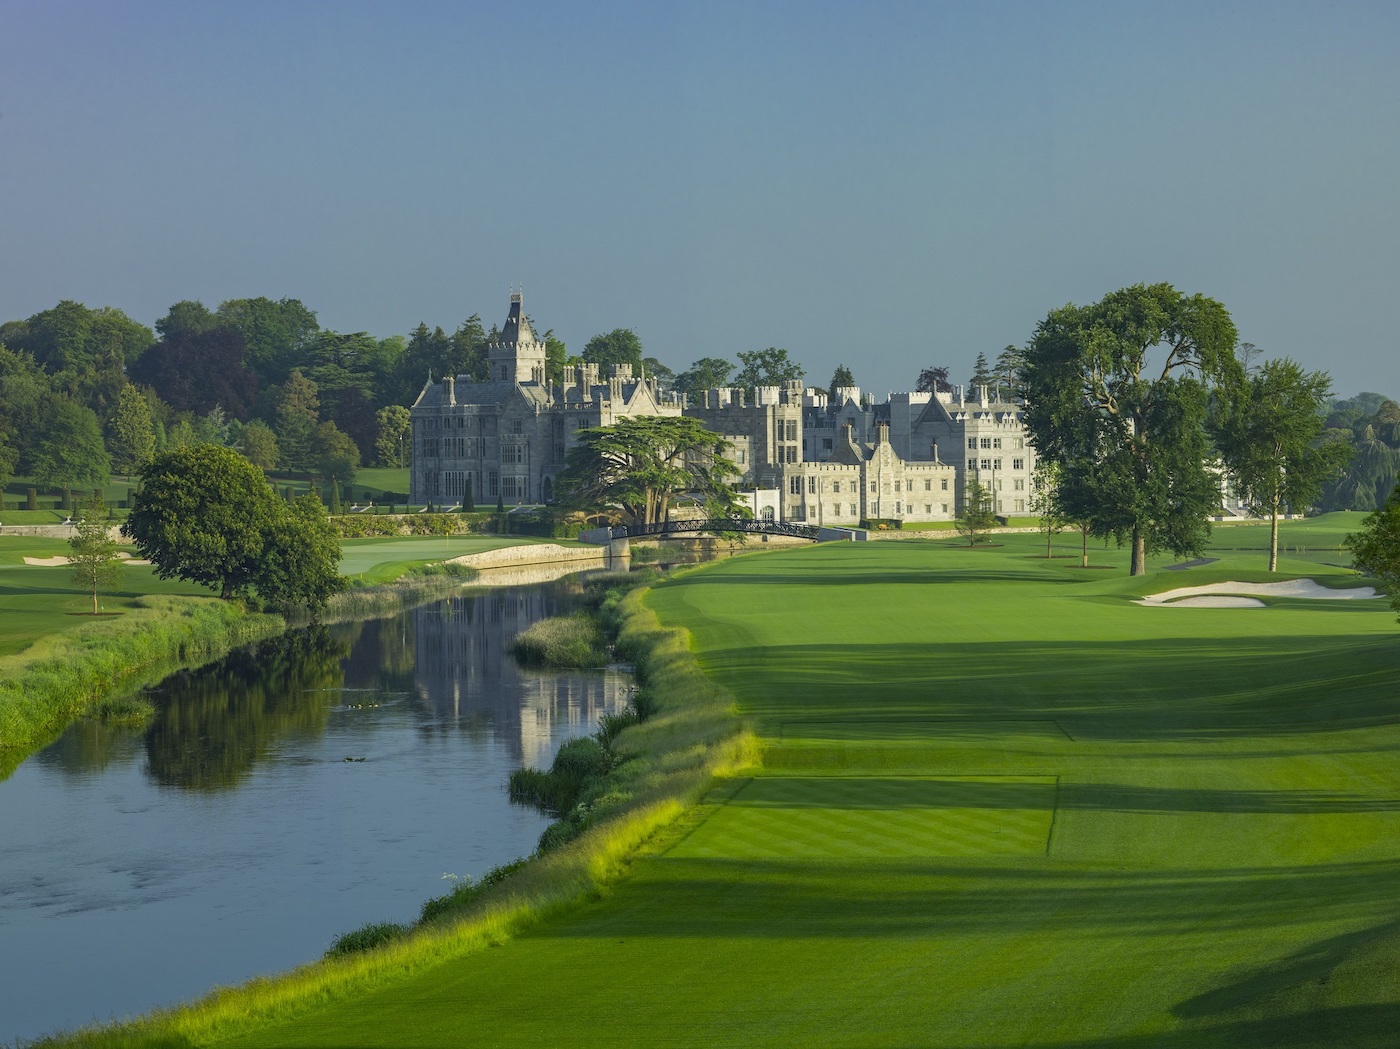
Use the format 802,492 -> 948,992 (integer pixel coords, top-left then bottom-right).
410,295 -> 1036,524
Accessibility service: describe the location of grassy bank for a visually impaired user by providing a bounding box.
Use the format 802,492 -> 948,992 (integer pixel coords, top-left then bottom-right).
0,595 -> 285,780
40,580 -> 758,1048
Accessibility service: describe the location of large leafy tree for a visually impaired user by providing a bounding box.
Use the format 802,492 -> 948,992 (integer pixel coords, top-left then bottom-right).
1214,357 -> 1352,571
734,347 -> 804,388
1021,282 -> 1241,575
125,444 -> 340,610
375,405 -> 411,467
215,296 -> 320,386
31,395 -> 111,491
1349,489 -> 1400,622
556,416 -> 740,528
674,357 -> 733,402
5,301 -> 153,415
255,495 -> 344,618
583,329 -> 645,375
915,365 -> 952,394
275,370 -> 320,470
126,444 -> 283,599
129,324 -> 258,419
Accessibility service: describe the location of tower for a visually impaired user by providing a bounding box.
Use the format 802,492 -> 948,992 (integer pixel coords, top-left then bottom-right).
488,292 -> 547,384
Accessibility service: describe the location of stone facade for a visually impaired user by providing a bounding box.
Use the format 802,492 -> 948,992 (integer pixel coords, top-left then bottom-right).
780,424 -> 957,525
409,294 -> 681,506
682,380 -> 805,489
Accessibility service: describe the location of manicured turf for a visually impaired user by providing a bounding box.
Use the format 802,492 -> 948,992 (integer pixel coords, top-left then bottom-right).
337,535 -> 560,583
0,537 -> 208,656
207,527 -> 1400,1047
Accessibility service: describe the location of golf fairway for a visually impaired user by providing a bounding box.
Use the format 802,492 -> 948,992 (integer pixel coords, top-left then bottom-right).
217,533 -> 1400,1047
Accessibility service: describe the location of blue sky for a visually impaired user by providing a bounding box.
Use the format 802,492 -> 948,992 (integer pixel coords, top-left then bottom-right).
2,0 -> 1397,398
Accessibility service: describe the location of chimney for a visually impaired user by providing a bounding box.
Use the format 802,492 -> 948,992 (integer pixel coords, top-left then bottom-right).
444,375 -> 455,405
876,422 -> 890,446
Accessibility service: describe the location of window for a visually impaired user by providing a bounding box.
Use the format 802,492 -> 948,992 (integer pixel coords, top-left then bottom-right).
850,504 -> 858,517
924,504 -> 931,514
737,449 -> 746,464
785,420 -> 798,441
1014,478 -> 1025,491
1015,499 -> 1025,512
941,503 -> 949,513
822,438 -> 833,452
992,437 -> 1002,449
941,479 -> 948,491
1012,457 -> 1024,470
980,458 -> 992,470
869,482 -> 877,493
808,476 -> 817,494
896,502 -> 902,514
789,477 -> 803,495
980,437 -> 992,449
488,471 -> 499,497
832,481 -> 841,494
924,479 -> 932,491
995,479 -> 1003,490
1014,437 -> 1025,449
993,459 -> 1002,470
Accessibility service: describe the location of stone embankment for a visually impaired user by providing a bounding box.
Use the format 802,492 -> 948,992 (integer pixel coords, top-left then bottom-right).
446,542 -> 610,571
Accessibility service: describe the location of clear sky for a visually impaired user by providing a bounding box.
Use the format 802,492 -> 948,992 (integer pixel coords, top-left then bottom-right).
2,0 -> 1397,399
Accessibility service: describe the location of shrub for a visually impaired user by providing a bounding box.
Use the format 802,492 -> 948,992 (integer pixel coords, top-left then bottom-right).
324,921 -> 409,958
26,486 -> 38,510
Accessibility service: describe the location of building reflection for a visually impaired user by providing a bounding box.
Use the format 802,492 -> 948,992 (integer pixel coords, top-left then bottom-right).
409,585 -> 627,768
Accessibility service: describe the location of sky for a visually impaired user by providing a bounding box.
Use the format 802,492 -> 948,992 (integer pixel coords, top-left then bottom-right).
2,0 -> 1398,399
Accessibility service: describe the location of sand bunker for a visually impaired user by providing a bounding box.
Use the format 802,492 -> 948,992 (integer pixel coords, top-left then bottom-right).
23,553 -> 150,567
1138,579 -> 1378,608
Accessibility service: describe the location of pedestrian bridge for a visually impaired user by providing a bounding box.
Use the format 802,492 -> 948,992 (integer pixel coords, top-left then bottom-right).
578,519 -> 866,545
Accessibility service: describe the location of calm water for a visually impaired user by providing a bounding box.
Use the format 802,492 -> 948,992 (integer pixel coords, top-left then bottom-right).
0,581 -> 628,1044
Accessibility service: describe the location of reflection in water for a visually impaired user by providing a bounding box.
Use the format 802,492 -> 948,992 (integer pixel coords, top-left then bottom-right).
4,580 -> 627,1045
143,627 -> 347,790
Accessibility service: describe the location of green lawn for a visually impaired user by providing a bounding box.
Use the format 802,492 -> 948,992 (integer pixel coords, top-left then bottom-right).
143,526 -> 1400,1046
0,537 -> 208,656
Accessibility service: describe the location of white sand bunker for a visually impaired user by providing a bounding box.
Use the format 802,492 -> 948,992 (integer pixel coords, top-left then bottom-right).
23,553 -> 150,567
1138,579 -> 1378,608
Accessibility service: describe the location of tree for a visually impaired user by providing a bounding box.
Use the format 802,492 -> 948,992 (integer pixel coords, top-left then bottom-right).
240,419 -> 280,470
125,445 -> 283,599
828,364 -> 855,403
107,384 -> 156,474
69,496 -> 122,615
0,429 -> 16,509
1021,283 -> 1241,575
275,370 -> 320,470
254,495 -> 344,618
375,405 -> 411,467
1029,459 -> 1070,559
993,345 -> 1026,399
1351,489 -> 1400,618
1214,357 -> 1353,571
674,357 -> 733,402
583,329 -> 645,375
642,356 -> 675,391
129,323 -> 258,419
734,347 -> 804,388
544,331 -> 578,387
215,296 -> 320,386
313,420 -> 360,487
556,416 -> 740,528
31,395 -> 111,492
969,352 -> 994,390
915,366 -> 952,394
955,480 -> 997,546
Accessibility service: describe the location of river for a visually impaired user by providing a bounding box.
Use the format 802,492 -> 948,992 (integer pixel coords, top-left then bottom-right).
0,578 -> 630,1045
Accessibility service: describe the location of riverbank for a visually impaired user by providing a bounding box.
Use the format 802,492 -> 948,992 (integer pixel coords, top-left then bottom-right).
0,535 -> 576,778
0,596 -> 286,780
40,576 -> 756,1048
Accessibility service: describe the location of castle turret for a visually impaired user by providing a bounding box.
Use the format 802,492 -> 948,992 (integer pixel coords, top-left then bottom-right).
488,292 -> 547,384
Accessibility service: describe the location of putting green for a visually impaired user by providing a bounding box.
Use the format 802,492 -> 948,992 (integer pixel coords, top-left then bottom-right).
203,530 -> 1400,1048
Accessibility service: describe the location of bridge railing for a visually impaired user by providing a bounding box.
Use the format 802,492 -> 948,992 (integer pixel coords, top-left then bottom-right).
610,518 -> 821,540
